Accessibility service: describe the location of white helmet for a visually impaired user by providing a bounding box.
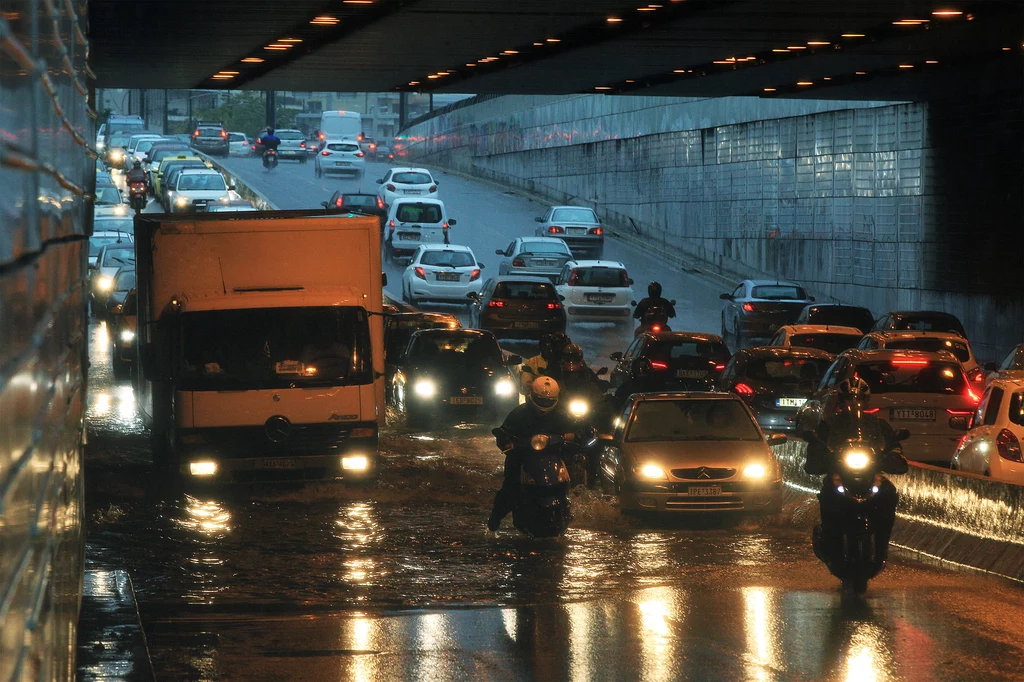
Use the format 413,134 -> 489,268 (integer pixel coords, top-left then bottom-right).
530,376 -> 560,414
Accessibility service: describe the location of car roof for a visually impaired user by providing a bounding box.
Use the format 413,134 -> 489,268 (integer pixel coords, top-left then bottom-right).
550,205 -> 597,212
275,128 -> 302,133
419,243 -> 472,252
493,275 -> 555,284
393,197 -> 443,206
746,279 -> 803,287
102,243 -> 134,251
520,236 -> 567,244
803,303 -> 870,311
988,378 -> 1024,390
642,331 -> 726,343
410,328 -> 495,339
91,230 -> 132,238
566,259 -> 626,269
178,168 -> 222,175
842,348 -> 960,363
780,325 -> 863,335
736,346 -> 835,359
868,330 -> 968,342
389,167 -> 432,173
632,391 -> 742,403
886,310 -> 960,318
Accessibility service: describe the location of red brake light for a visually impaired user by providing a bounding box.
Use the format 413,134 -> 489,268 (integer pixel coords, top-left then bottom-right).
547,302 -> 562,309
220,130 -> 227,138
714,364 -> 726,371
946,409 -> 974,416
863,408 -> 881,414
512,258 -> 525,267
428,185 -> 437,193
743,303 -> 755,312
377,197 -> 384,209
388,219 -> 395,228
414,267 -> 426,280
356,151 -> 364,157
193,129 -> 200,137
966,385 -> 981,404
470,269 -> 481,281
321,150 -> 330,156
369,143 -> 376,149
651,325 -> 662,332
996,428 -> 1023,462
589,227 -> 603,236
386,183 -> 396,192
650,361 -> 669,370
891,359 -> 929,366
548,225 -> 565,234
300,141 -> 306,148
967,367 -> 985,383
734,383 -> 754,396
335,197 -> 344,208
489,300 -> 505,308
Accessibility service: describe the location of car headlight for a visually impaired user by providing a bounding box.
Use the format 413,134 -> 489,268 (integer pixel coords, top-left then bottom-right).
742,463 -> 766,479
342,455 -> 369,471
120,330 -> 135,342
97,276 -> 113,291
175,196 -> 189,207
188,460 -> 218,477
113,205 -> 127,216
111,150 -> 123,161
638,463 -> 667,480
495,378 -> 515,396
843,450 -> 870,471
413,379 -> 436,398
568,399 -> 589,418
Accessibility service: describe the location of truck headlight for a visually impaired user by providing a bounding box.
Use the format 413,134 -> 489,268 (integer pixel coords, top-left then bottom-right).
413,379 -> 436,398
97,276 -> 113,291
742,463 -> 766,479
189,460 -> 218,477
342,455 -> 369,471
638,463 -> 667,480
495,378 -> 514,396
568,399 -> 589,418
120,330 -> 135,342
843,450 -> 870,471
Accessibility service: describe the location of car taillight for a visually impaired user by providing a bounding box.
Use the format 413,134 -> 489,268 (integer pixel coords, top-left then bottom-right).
319,132 -> 325,140
734,383 -> 754,396
489,300 -> 505,308
589,227 -> 603,236
650,325 -> 662,332
356,151 -> 364,157
220,130 -> 227,138
512,258 -> 525,267
966,385 -> 981,404
250,145 -> 256,150
369,143 -> 376,149
386,184 -> 396,192
389,219 -> 395,228
470,269 -> 481,281
967,367 -> 984,383
321,150 -> 331,156
650,361 -> 669,370
428,185 -> 437,193
714,364 -> 726,371
377,197 -> 384,209
335,197 -> 344,207
548,225 -> 564,234
414,267 -> 426,280
863,408 -> 881,414
996,428 -> 1023,462
547,302 -> 561,309
946,409 -> 974,416
300,141 -> 306,148
743,303 -> 755,312
193,130 -> 200,137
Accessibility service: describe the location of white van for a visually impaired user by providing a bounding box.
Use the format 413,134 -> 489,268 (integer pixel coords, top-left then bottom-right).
318,111 -> 363,144
383,198 -> 457,264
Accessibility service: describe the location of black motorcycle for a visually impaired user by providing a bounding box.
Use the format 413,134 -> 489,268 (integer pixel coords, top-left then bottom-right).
493,427 -> 577,538
812,429 -> 909,595
633,300 -> 676,336
128,181 -> 147,215
262,148 -> 278,170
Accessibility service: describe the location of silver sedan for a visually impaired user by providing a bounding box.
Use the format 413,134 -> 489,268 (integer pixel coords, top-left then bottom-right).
495,236 -> 574,281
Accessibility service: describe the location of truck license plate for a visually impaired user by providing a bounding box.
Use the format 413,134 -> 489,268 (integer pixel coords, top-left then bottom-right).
776,397 -> 807,408
259,458 -> 297,469
890,407 -> 935,421
688,485 -> 722,496
449,396 -> 484,405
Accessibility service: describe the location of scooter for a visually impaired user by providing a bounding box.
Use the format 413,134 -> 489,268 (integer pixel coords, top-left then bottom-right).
633,300 -> 676,336
128,181 -> 147,215
263,148 -> 278,170
811,429 -> 909,595
493,427 -> 578,539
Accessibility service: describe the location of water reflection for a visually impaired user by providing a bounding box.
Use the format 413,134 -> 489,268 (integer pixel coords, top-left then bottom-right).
742,587 -> 781,681
414,613 -> 452,682
635,586 -> 684,682
843,622 -> 892,682
346,614 -> 377,682
177,496 -> 232,537
335,501 -> 384,591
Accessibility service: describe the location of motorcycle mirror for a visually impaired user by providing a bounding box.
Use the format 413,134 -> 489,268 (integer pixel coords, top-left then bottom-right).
809,296 -> 816,302
505,354 -> 523,365
596,367 -> 609,376
447,218 -> 457,226
894,427 -> 913,440
610,352 -> 623,361
766,433 -> 787,446
946,417 -> 969,432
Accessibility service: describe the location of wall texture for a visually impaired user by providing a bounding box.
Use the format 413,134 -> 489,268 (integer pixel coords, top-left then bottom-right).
399,94 -> 1024,360
0,1 -> 91,680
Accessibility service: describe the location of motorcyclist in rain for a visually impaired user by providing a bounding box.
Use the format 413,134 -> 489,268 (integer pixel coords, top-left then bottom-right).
259,127 -> 281,152
805,377 -> 907,563
488,377 -> 578,531
633,281 -> 676,327
548,343 -> 609,398
125,158 -> 147,186
519,332 -> 571,394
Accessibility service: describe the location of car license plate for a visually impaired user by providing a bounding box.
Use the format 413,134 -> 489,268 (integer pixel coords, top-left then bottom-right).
688,485 -> 722,496
535,260 -> 556,267
890,407 -> 936,421
568,227 -> 586,235
405,190 -> 423,195
676,369 -> 707,379
398,233 -> 420,241
449,396 -> 484,405
512,321 -> 539,329
776,397 -> 807,408
436,272 -> 460,282
334,161 -> 351,166
586,293 -> 614,303
259,458 -> 297,469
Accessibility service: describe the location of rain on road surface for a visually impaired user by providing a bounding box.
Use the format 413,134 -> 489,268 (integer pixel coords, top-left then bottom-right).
83,156 -> 1024,681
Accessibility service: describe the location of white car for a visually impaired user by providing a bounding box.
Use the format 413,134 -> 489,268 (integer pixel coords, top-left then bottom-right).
401,244 -> 484,306
986,344 -> 1024,384
126,134 -> 164,163
768,325 -> 864,355
167,169 -> 232,213
376,167 -> 437,208
952,378 -> 1024,481
93,185 -> 129,218
857,330 -> 983,385
315,141 -> 365,177
227,132 -> 250,155
275,129 -> 308,162
383,198 -> 455,264
553,259 -> 634,324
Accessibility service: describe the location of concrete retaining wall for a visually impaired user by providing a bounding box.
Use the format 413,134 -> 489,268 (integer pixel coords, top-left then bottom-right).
399,94 -> 1024,361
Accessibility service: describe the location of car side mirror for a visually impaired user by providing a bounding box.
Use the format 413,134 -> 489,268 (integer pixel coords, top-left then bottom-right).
720,293 -> 732,300
596,367 -> 609,376
947,417 -> 970,432
984,362 -> 998,371
506,354 -> 523,365
627,278 -> 634,285
447,218 -> 457,226
610,352 -> 623,361
534,217 -> 543,222
381,273 -> 388,287
88,262 -> 97,270
494,249 -> 505,256
228,184 -> 236,191
669,299 -> 676,305
466,292 -> 479,300
894,428 -> 912,441
630,300 -> 637,307
766,433 -> 787,446
321,201 -> 329,208
477,263 -> 485,269
376,178 -> 383,184
559,295 -> 566,301
143,156 -> 151,163
809,296 -> 816,302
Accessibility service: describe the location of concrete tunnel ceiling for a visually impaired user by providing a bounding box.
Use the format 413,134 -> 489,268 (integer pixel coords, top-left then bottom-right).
89,0 -> 1024,100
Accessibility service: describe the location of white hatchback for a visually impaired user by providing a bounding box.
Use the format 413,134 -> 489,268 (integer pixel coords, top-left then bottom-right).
401,244 -> 484,306
377,167 -> 438,208
554,260 -> 634,324
857,330 -> 983,385
383,198 -> 456,264
952,378 -> 1024,482
315,141 -> 365,177
768,325 -> 864,355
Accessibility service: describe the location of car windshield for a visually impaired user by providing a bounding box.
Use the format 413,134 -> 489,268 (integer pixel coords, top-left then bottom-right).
135,140 -> 159,154
339,195 -> 376,208
626,399 -> 761,442
93,218 -> 134,234
645,339 -> 731,364
228,133 -> 246,142
570,267 -> 627,287
109,132 -> 133,146
789,334 -> 863,355
884,338 -> 971,363
408,334 -> 503,368
114,271 -> 136,292
386,316 -> 458,359
89,235 -> 126,257
151,148 -> 188,162
101,248 -> 134,267
751,285 -> 806,300
328,143 -> 360,152
95,187 -> 122,205
181,307 -> 371,390
521,241 -> 569,255
854,360 -> 967,394
890,315 -> 965,336
1001,347 -> 1024,370
552,208 -> 597,223
744,357 -> 831,385
277,131 -> 304,140
493,282 -> 557,300
393,171 -> 432,184
396,204 -> 442,223
197,127 -> 222,137
421,250 -> 475,267
177,174 -> 226,191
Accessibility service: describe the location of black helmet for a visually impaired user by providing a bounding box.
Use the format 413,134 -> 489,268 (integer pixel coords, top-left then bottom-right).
266,127 -> 275,135
648,281 -> 662,298
132,159 -> 142,168
539,332 -> 571,363
559,343 -> 585,372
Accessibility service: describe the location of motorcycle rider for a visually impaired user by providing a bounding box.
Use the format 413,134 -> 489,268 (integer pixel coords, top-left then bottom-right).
633,281 -> 676,328
519,332 -> 571,393
259,127 -> 281,165
488,377 -> 578,531
548,343 -> 609,398
125,158 -> 147,187
806,377 -> 908,563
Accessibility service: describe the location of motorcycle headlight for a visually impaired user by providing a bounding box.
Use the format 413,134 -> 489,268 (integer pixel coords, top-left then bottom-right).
120,330 -> 135,342
97,276 -> 113,291
413,379 -> 436,398
638,463 -> 667,480
843,450 -> 870,471
495,378 -> 515,396
568,399 -> 589,418
175,196 -> 189,207
530,434 -> 550,451
742,463 -> 766,479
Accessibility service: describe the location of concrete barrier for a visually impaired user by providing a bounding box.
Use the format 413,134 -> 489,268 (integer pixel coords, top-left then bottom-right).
775,440 -> 1024,583
195,153 -> 278,210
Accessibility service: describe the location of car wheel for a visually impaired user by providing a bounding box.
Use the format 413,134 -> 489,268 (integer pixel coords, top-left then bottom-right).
733,317 -> 746,347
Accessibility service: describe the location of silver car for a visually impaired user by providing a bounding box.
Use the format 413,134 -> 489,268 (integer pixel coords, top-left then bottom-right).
495,237 -> 574,281
534,206 -> 604,259
275,129 -> 308,162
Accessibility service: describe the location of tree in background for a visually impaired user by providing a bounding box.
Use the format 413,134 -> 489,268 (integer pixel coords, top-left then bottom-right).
190,92 -> 267,137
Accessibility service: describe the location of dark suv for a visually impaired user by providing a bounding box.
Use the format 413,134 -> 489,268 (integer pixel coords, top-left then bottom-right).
190,120 -> 229,156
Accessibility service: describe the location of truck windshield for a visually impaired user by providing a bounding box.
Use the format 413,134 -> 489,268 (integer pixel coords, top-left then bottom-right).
180,307 -> 372,390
